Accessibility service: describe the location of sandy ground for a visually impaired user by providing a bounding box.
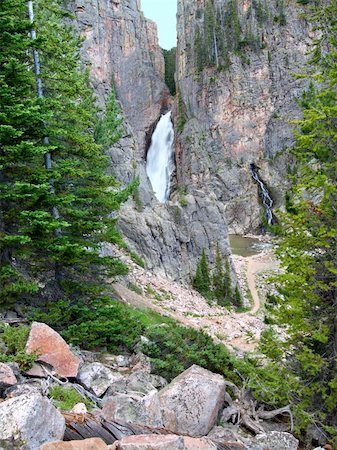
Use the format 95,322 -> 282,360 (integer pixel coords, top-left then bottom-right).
109,243 -> 279,355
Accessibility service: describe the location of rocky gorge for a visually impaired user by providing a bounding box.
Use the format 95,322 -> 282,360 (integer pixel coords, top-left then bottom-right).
70,0 -> 320,281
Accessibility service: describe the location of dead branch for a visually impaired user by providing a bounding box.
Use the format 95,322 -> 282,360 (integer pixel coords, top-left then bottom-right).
258,405 -> 294,431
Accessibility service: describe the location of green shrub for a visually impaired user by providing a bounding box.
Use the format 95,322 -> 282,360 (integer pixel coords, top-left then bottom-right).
141,322 -> 236,382
28,297 -> 144,353
130,252 -> 145,268
0,324 -> 36,371
49,385 -> 93,411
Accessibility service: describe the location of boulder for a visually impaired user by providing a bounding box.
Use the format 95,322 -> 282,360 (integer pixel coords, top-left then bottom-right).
102,390 -> 163,428
106,371 -> 167,397
158,365 -> 226,436
25,322 -> 80,378
0,362 -> 17,389
77,362 -> 124,397
245,431 -> 299,450
71,402 -> 88,414
25,362 -> 52,378
111,434 -> 184,450
0,393 -> 65,449
40,438 -> 108,449
183,436 -> 218,449
207,425 -> 239,442
4,381 -> 43,399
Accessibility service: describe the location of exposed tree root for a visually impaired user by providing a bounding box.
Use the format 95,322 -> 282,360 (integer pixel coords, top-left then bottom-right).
221,381 -> 293,434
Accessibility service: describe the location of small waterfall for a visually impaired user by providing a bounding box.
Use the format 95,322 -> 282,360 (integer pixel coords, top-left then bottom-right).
146,111 -> 175,203
250,163 -> 274,226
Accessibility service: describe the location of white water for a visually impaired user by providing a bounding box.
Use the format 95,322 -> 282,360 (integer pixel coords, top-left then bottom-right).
250,164 -> 274,225
146,111 -> 175,203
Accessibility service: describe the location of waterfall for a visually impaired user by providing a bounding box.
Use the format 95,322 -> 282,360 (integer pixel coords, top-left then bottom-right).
250,164 -> 274,226
146,111 -> 175,203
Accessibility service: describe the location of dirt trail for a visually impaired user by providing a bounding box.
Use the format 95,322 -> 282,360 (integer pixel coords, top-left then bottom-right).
244,253 -> 280,315
109,245 -> 279,354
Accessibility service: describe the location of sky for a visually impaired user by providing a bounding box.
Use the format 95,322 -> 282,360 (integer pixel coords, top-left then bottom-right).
140,0 -> 177,50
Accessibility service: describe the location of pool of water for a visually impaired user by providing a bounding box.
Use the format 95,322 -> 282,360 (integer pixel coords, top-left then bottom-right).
229,235 -> 271,257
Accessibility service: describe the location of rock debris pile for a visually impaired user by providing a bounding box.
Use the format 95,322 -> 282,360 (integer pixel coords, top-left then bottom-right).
0,322 -> 300,449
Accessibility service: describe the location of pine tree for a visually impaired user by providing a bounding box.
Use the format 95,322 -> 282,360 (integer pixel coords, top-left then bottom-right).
0,0 -> 132,307
233,285 -> 243,308
213,244 -> 224,302
162,48 -> 176,96
262,1 -> 337,441
193,249 -> 211,298
223,257 -> 233,304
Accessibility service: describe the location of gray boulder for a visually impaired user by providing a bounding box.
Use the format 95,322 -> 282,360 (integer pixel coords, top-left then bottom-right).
245,431 -> 299,450
0,393 -> 65,449
102,390 -> 163,428
112,434 -> 185,450
106,371 -> 167,397
77,362 -> 124,397
0,362 -> 17,390
158,364 -> 226,437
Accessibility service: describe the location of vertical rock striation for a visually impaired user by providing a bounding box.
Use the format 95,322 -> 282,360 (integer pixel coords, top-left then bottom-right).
72,0 -> 232,280
176,0 -> 319,233
71,0 -> 322,279
72,0 -> 166,151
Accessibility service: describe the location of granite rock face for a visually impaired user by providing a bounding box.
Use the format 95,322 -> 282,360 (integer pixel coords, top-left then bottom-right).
72,0 -> 232,280
72,0 -> 166,150
77,362 -> 124,397
71,0 -> 322,278
245,431 -> 299,450
102,390 -> 163,428
25,322 -> 80,378
176,0 -> 320,233
112,434 -> 185,450
158,364 -> 226,436
0,394 -> 65,449
40,438 -> 109,450
0,362 -> 17,390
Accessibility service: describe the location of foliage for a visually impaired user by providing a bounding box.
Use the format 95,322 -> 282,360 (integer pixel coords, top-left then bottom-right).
193,249 -> 211,298
162,48 -> 176,96
262,1 -> 337,443
193,246 -> 241,307
94,87 -> 123,147
0,324 -> 36,371
129,251 -> 145,268
141,322 -> 236,382
28,296 -> 144,352
0,0 -> 132,308
49,385 -> 93,411
176,93 -> 187,132
194,0 -> 243,72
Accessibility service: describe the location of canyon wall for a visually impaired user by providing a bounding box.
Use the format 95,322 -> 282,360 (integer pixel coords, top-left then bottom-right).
175,0 -> 317,233
72,0 -> 231,280
72,0 -> 318,280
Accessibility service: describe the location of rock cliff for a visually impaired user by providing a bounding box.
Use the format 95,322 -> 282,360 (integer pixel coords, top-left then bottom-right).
72,0 -> 166,150
72,0 -> 319,279
175,0 -> 317,233
72,0 -> 232,280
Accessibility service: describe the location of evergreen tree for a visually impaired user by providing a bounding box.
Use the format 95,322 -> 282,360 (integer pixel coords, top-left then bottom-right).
263,1 -> 337,442
194,26 -> 205,73
223,257 -> 233,304
162,48 -> 176,96
213,244 -> 224,302
233,285 -> 243,308
193,249 -> 211,298
0,0 -> 132,307
204,0 -> 218,67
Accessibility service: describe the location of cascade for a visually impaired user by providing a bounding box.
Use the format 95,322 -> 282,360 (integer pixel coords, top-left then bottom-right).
146,111 -> 175,203
250,164 -> 274,226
